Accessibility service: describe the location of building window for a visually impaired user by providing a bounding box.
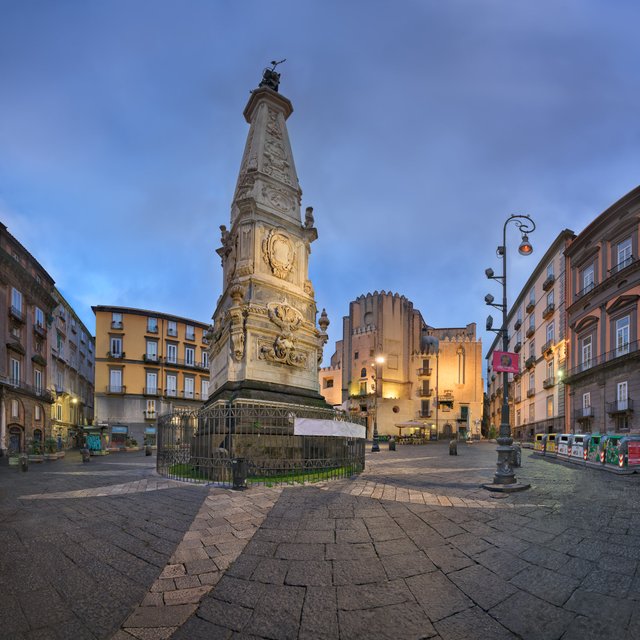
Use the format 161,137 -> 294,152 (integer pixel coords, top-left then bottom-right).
616,316 -> 630,356
109,369 -> 123,393
359,381 -> 367,395
111,312 -> 123,329
11,399 -> 19,418
528,372 -> 535,391
616,237 -> 632,271
185,346 -> 195,367
11,287 -> 22,313
185,325 -> 195,341
582,264 -> 595,294
167,321 -> 177,337
146,372 -> 158,394
10,358 -> 20,385
324,378 -> 334,389
583,392 -> 590,409
35,306 -> 45,328
360,367 -> 367,378
528,403 -> 535,422
529,340 -> 536,358
546,395 -> 554,418
528,315 -> 535,332
110,336 -> 123,358
166,373 -> 177,397
201,379 -> 209,399
580,335 -> 592,370
146,399 -> 156,416
184,377 -> 195,399
547,358 -> 554,380
546,322 -> 555,344
617,381 -> 628,411
56,404 -> 62,420
147,317 -> 158,333
35,405 -> 41,421
529,289 -> 535,306
201,351 -> 209,368
146,340 -> 158,361
457,347 -> 465,384
546,290 -> 554,307
546,262 -> 554,278
516,409 -> 521,426
354,351 -> 359,360
34,369 -> 43,393
166,343 -> 177,364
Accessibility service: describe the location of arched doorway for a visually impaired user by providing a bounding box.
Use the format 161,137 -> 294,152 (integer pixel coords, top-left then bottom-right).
8,425 -> 23,453
443,423 -> 453,439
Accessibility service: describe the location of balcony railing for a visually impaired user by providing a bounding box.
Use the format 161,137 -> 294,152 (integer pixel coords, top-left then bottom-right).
525,356 -> 536,369
185,332 -> 196,342
608,255 -> 635,275
107,351 -> 125,359
111,321 -> 123,329
525,301 -> 535,313
574,407 -> 593,421
417,367 -> 432,376
527,388 -> 535,398
165,388 -> 178,398
541,340 -> 554,355
565,339 -> 639,379
9,306 -> 25,323
575,281 -> 595,300
143,354 -> 159,363
144,410 -> 156,420
542,274 -> 555,291
163,357 -> 207,370
0,376 -> 53,402
106,385 -> 126,394
514,319 -> 522,330
525,326 -> 535,338
144,387 -> 162,396
543,376 -> 555,389
167,328 -> 178,337
179,390 -> 201,400
33,323 -> 46,338
607,399 -> 633,414
146,325 -> 158,334
542,303 -> 555,319
417,389 -> 433,398
418,410 -> 431,418
514,342 -> 522,353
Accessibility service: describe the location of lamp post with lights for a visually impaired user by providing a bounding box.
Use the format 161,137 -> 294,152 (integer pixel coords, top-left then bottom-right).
484,214 -> 535,491
371,355 -> 385,453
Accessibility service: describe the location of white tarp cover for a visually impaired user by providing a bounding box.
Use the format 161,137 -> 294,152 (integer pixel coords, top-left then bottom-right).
294,418 -> 366,439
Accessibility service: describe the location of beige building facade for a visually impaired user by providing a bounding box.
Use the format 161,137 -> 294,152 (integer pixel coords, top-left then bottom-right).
320,292 -> 484,439
93,306 -> 209,448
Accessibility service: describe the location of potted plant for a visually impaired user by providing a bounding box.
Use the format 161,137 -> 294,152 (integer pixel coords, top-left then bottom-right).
28,440 -> 44,463
44,437 -> 59,461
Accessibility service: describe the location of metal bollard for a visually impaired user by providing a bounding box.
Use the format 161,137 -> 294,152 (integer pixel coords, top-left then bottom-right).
231,457 -> 247,490
145,445 -> 152,456
449,440 -> 458,456
81,447 -> 91,463
20,453 -> 28,472
388,437 -> 396,452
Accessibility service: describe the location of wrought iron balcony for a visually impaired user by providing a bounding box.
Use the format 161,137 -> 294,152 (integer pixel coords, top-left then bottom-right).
525,326 -> 535,338
185,332 -> 196,342
526,301 -> 535,313
525,356 -> 536,369
542,274 -> 556,291
575,406 -> 593,421
144,387 -> 162,396
575,282 -> 595,300
418,410 -> 431,418
417,389 -> 433,398
527,388 -> 535,398
417,367 -> 432,376
107,351 -> 125,359
143,354 -> 159,363
514,319 -> 522,330
607,399 -> 633,414
179,390 -> 201,400
106,385 -> 126,394
514,342 -> 522,353
33,323 -> 46,338
608,255 -> 635,275
146,324 -> 158,334
164,388 -> 178,398
144,410 -> 156,420
541,340 -> 554,355
9,306 -> 25,323
111,321 -> 123,329
543,376 -> 555,389
542,303 -> 555,319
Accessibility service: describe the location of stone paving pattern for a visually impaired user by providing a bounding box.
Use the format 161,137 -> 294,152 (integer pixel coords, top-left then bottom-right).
3,444 -> 640,639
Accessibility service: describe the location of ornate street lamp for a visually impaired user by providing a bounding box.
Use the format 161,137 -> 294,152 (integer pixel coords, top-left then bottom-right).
371,355 -> 385,453
484,214 -> 535,492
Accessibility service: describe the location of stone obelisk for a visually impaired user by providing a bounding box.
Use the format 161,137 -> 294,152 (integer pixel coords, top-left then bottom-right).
206,65 -> 330,406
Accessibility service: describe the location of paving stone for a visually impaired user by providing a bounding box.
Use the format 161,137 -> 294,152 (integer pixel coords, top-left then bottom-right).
332,558 -> 387,585
425,544 -> 474,574
559,615 -> 629,640
519,544 -> 571,571
564,588 -> 634,625
596,553 -> 637,576
251,557 -> 290,584
243,585 -> 305,640
124,603 -> 197,628
338,602 -> 437,640
373,537 -> 419,556
434,605 -> 517,640
171,615 -> 233,640
580,568 -> 633,598
325,542 -> 376,560
474,547 -> 530,580
509,565 -> 579,606
556,556 -> 595,580
406,571 -> 473,622
213,575 -> 265,608
285,560 -> 333,586
380,550 -> 437,579
197,597 -> 253,632
449,564 -> 517,610
337,579 -> 415,610
275,542 -> 325,561
489,590 -> 574,640
163,586 -> 210,605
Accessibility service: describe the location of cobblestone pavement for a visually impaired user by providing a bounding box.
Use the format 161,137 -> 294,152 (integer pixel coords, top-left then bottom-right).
3,443 -> 640,639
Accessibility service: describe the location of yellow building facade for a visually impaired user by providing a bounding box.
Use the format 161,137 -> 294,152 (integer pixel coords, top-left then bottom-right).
93,306 -> 209,448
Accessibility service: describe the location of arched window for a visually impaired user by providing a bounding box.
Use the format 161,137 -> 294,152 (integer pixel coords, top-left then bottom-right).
457,347 -> 466,384
360,367 -> 367,378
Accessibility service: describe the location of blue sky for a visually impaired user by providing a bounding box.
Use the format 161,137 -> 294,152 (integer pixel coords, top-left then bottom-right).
1,0 -> 639,364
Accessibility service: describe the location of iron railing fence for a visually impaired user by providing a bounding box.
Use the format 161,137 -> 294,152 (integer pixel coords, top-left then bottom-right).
157,400 -> 366,487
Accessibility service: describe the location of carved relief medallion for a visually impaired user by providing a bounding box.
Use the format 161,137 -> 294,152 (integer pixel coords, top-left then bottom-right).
262,228 -> 295,279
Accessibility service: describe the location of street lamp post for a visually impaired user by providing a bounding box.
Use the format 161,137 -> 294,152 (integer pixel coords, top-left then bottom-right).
484,214 -> 535,492
371,355 -> 385,453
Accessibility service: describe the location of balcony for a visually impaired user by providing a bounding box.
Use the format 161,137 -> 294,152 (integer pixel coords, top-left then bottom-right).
542,303 -> 555,320
541,340 -> 554,356
514,393 -> 522,403
106,385 -> 126,394
417,367 -> 432,376
185,332 -> 196,342
143,354 -> 159,363
418,410 -> 431,418
144,387 -> 162,396
143,410 -> 156,420
565,340 -> 640,381
525,301 -> 535,314
417,389 -> 433,398
543,376 -> 555,389
9,306 -> 25,323
525,326 -> 535,339
542,274 -> 556,291
527,388 -> 535,398
107,351 -> 125,359
525,356 -> 536,369
575,282 -> 595,300
146,324 -> 158,334
514,319 -> 522,330
167,328 -> 178,337
33,323 -> 46,338
575,406 -> 593,421
164,388 -> 178,398
608,255 -> 635,275
111,321 -> 123,330
0,376 -> 53,402
607,399 -> 633,414
180,390 -> 200,400
513,342 -> 522,353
